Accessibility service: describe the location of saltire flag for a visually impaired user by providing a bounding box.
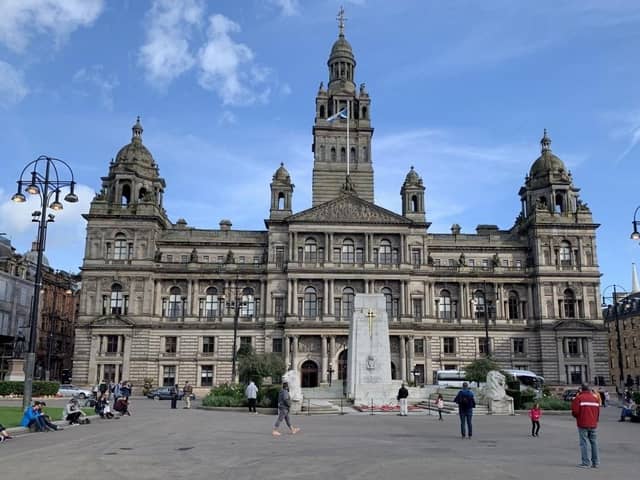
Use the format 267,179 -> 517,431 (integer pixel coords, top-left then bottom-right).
327,108 -> 348,122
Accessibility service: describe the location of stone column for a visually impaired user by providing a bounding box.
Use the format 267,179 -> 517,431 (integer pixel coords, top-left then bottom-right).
323,279 -> 329,315
400,282 -> 406,316
527,284 -> 534,320
88,334 -> 99,384
187,280 -> 193,316
117,335 -> 123,355
289,232 -> 294,261
321,336 -> 328,383
408,336 -> 415,381
400,336 -> 407,381
425,336 -> 433,384
284,336 -> 291,369
586,338 -> 595,383
330,336 -> 336,363
122,334 -> 132,380
292,279 -> 298,315
291,336 -> 299,369
155,280 -> 162,316
556,337 -> 566,383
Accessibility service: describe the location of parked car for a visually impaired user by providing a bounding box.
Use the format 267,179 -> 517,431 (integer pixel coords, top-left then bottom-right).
146,386 -> 184,400
57,384 -> 93,399
562,389 -> 579,401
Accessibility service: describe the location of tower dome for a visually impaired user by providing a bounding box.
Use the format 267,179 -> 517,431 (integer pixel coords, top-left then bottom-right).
403,166 -> 423,187
529,129 -> 567,179
115,117 -> 155,166
273,163 -> 291,183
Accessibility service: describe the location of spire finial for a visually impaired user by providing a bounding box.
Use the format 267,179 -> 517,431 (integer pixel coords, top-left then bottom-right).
132,116 -> 143,142
540,128 -> 551,153
632,262 -> 640,293
337,6 -> 347,37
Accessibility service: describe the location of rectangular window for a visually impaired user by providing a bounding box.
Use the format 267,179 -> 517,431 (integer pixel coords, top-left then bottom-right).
566,338 -> 579,356
217,255 -> 224,263
569,365 -> 582,385
333,248 -> 341,263
181,255 -> 188,263
202,336 -> 215,354
106,335 -> 119,353
448,258 -> 455,267
163,365 -> 176,386
412,298 -> 423,320
482,259 -> 489,268
274,297 -> 284,321
201,365 -> 213,387
102,364 -> 117,382
239,256 -> 245,264
105,242 -> 112,258
165,336 -> 177,354
443,337 -> 456,354
203,255 -> 209,262
167,255 -> 173,262
434,258 -> 441,266
240,336 -> 252,349
128,243 -> 134,260
414,338 -> 424,354
515,260 -> 522,269
253,256 -> 260,264
114,240 -> 127,260
355,248 -> 364,264
272,338 -> 283,353
478,338 -> 489,355
468,259 -> 475,267
334,299 -> 341,319
502,259 -> 509,267
412,249 -> 421,266
275,247 -> 284,268
512,338 -> 525,354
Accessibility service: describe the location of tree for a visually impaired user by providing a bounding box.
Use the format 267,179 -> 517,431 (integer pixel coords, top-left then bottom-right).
464,357 -> 501,385
238,352 -> 286,386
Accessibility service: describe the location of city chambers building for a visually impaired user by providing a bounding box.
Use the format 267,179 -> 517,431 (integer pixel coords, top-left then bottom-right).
72,23 -> 609,392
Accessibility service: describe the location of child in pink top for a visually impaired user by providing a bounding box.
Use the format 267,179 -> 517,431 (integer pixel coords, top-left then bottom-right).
529,402 -> 541,437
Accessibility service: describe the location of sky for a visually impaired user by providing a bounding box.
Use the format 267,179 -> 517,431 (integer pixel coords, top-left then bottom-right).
0,0 -> 639,293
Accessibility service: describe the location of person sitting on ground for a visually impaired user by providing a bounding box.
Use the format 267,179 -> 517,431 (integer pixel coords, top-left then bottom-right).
65,397 -> 88,425
21,401 -> 47,432
0,423 -> 13,442
95,397 -> 114,419
38,402 -> 63,431
619,397 -> 636,422
114,396 -> 131,416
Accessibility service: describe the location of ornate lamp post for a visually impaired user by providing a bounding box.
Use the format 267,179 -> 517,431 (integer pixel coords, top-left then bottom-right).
601,284 -> 627,391
631,206 -> 640,241
11,156 -> 78,409
327,363 -> 334,387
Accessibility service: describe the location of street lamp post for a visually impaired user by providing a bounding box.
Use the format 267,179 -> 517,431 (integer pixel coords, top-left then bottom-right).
327,363 -> 334,387
601,284 -> 627,391
230,280 -> 241,383
630,206 -> 640,241
11,156 -> 78,410
473,283 -> 495,358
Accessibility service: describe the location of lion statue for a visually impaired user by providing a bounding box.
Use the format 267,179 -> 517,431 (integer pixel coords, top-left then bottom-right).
282,369 -> 303,402
484,370 -> 508,401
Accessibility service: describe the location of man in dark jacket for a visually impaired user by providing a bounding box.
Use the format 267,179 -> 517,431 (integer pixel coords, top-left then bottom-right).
454,382 -> 476,439
397,384 -> 409,416
571,383 -> 600,468
272,381 -> 299,436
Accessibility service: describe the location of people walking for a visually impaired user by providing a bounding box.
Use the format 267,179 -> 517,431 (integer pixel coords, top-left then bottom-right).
436,394 -> 444,421
454,382 -> 476,439
397,383 -> 409,416
571,383 -> 601,469
183,381 -> 193,409
272,381 -> 299,436
170,384 -> 179,409
529,402 -> 541,436
245,380 -> 259,414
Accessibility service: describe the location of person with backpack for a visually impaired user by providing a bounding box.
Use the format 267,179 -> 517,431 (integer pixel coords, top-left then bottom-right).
454,382 -> 476,439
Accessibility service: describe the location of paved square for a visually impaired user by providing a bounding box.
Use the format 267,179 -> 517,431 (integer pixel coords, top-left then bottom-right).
1,400 -> 638,479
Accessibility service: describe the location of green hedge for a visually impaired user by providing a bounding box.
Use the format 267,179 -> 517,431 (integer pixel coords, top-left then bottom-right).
506,389 -> 537,410
523,396 -> 571,411
201,383 -> 281,408
0,381 -> 60,396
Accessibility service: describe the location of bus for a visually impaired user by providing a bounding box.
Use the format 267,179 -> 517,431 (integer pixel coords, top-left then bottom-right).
435,370 -> 469,388
503,369 -> 545,395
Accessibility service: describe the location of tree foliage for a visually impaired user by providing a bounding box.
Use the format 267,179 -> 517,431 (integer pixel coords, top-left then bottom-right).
238,352 -> 286,386
463,357 -> 501,385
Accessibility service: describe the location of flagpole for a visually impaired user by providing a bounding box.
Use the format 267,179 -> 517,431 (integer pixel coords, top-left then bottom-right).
346,101 -> 350,176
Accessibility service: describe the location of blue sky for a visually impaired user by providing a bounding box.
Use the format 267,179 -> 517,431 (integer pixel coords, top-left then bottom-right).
0,0 -> 639,292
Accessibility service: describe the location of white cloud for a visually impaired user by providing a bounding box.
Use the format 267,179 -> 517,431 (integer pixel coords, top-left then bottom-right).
138,0 -> 204,89
217,110 -> 237,125
197,14 -> 271,106
270,0 -> 300,16
72,65 -> 119,110
0,60 -> 28,107
0,184 -> 94,271
0,0 -> 104,52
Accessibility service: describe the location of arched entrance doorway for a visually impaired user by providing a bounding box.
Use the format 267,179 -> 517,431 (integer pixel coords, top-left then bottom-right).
301,360 -> 319,388
338,350 -> 348,380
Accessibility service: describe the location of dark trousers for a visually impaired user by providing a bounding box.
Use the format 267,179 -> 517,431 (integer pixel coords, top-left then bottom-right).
531,420 -> 540,436
66,412 -> 82,424
248,398 -> 257,413
28,417 -> 47,432
459,411 -> 473,437
171,396 -> 177,409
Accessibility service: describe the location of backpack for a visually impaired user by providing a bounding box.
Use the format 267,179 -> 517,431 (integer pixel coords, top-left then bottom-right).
458,394 -> 472,410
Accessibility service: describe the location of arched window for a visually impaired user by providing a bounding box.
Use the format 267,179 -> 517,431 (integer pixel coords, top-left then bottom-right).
559,241 -> 572,265
202,287 -> 218,318
114,233 -> 128,260
340,147 -> 346,162
508,291 -> 519,320
304,238 -> 317,263
410,195 -> 418,212
138,187 -> 147,201
342,287 -> 355,320
341,239 -> 355,264
303,287 -> 317,318
379,239 -> 392,264
362,107 -> 368,119
277,192 -> 285,210
563,289 -> 576,318
439,290 -> 451,320
331,147 -> 337,162
168,286 -> 183,318
362,146 -> 368,162
473,290 -> 486,320
110,284 -> 123,315
382,287 -> 393,318
555,193 -> 564,213
241,287 -> 255,317
121,183 -> 131,206
350,146 -> 356,162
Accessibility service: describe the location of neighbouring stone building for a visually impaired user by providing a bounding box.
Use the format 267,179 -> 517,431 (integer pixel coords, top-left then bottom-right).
72,21 -> 608,393
0,235 -> 79,381
605,291 -> 640,389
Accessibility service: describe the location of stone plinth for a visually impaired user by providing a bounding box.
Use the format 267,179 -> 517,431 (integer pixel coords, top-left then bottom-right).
6,358 -> 26,381
347,294 -> 394,405
488,397 -> 514,415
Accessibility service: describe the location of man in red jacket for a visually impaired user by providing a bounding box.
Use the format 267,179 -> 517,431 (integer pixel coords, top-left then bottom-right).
571,383 -> 600,468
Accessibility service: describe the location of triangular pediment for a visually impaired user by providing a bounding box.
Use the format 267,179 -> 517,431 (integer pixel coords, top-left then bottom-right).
287,193 -> 412,225
89,316 -> 135,328
551,319 -> 600,331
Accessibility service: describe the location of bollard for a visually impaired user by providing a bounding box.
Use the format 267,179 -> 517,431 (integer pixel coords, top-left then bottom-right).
428,393 -> 432,416
307,398 -> 311,416
370,399 -> 374,415
340,398 -> 344,415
